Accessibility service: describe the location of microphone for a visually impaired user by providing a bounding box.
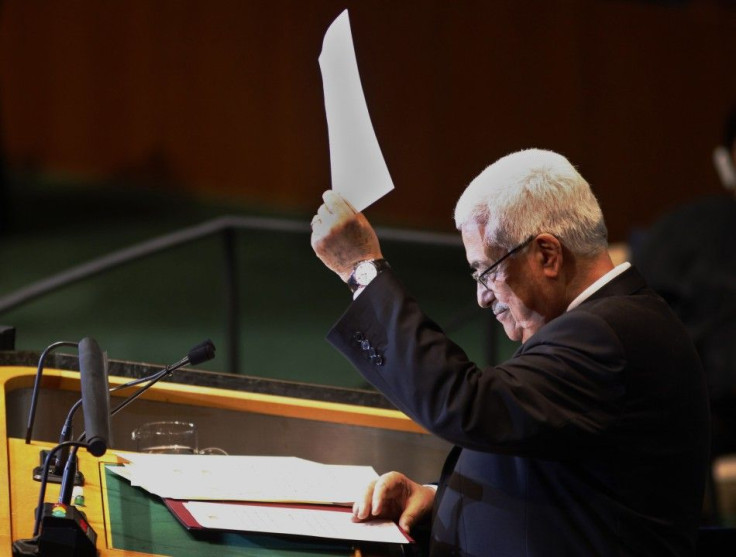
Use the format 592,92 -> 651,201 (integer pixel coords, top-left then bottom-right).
20,339 -> 217,555
108,339 -> 215,417
78,337 -> 111,457
53,339 -> 216,476
187,338 -> 216,366
56,339 -> 216,502
55,338 -> 110,507
20,336 -> 110,556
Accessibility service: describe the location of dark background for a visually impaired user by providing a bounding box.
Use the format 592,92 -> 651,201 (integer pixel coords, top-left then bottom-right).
1,1 -> 735,387
2,1 -> 736,237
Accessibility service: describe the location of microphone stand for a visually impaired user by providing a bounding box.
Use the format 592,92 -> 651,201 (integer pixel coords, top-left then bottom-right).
56,364 -> 178,506
16,339 -> 216,556
26,342 -> 81,487
55,340 -> 216,505
57,446 -> 81,507
12,440 -> 97,557
25,341 -> 79,444
33,441 -> 88,537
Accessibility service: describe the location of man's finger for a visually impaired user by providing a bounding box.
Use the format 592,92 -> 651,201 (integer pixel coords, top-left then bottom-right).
353,479 -> 377,521
323,189 -> 357,216
398,494 -> 425,533
398,511 -> 418,534
371,472 -> 403,517
317,204 -> 333,222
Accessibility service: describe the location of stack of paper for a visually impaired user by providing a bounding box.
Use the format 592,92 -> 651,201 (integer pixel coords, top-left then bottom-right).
111,453 -> 411,544
112,453 -> 378,504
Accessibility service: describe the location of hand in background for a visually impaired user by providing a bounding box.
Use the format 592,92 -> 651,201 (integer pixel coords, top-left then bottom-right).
310,190 -> 383,282
352,471 -> 436,534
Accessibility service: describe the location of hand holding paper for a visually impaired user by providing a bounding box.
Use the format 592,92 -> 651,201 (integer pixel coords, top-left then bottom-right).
310,190 -> 383,282
319,9 -> 394,212
352,470 -> 436,535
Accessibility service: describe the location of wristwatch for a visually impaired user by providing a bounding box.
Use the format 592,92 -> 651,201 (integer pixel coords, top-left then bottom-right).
347,259 -> 390,293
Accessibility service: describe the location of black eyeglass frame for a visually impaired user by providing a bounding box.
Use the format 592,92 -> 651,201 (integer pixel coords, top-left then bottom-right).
473,235 -> 535,289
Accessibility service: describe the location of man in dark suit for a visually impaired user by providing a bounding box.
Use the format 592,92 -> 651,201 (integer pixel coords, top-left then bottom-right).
310,149 -> 710,556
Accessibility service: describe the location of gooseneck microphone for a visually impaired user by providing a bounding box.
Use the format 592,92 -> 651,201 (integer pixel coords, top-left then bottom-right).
52,339 -> 215,480
53,338 -> 112,510
25,341 -> 79,444
107,338 -> 216,417
25,336 -> 112,554
78,337 -> 111,457
186,338 -> 217,365
54,338 -> 217,494
20,338 -> 217,556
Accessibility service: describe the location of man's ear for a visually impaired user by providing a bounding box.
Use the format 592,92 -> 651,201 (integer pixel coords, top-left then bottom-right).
534,234 -> 563,278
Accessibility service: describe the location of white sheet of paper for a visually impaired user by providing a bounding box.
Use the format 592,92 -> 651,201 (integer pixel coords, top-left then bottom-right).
184,501 -> 410,544
319,9 -> 394,212
111,454 -> 377,504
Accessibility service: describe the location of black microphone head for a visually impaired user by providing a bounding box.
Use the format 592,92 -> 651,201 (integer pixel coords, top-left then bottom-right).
187,339 -> 216,366
78,337 -> 111,457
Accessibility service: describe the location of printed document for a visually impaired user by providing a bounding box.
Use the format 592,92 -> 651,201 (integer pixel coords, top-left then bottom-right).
183,501 -> 410,544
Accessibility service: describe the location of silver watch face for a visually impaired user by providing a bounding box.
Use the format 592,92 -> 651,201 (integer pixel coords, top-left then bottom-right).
354,261 -> 378,286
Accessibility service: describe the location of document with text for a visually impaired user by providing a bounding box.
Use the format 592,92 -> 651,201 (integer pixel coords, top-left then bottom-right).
169,500 -> 411,544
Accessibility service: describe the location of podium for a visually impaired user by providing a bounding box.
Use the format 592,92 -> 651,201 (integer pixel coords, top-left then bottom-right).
1,362 -> 449,555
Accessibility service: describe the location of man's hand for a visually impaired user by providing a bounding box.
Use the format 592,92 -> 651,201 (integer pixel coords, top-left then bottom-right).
352,471 -> 436,534
310,190 -> 383,282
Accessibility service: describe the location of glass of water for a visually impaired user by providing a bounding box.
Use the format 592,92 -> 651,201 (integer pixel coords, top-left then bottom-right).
131,421 -> 198,454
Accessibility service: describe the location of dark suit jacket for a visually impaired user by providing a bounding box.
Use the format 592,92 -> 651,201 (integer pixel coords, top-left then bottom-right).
327,267 -> 710,556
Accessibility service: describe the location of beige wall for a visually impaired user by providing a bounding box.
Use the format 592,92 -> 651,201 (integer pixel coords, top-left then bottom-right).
1,0 -> 736,240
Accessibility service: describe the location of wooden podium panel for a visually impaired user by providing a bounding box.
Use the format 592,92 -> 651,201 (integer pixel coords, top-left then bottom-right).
8,438 -> 154,556
2,365 -> 434,556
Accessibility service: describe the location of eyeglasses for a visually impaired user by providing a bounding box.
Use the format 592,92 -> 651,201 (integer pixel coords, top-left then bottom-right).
472,235 -> 534,290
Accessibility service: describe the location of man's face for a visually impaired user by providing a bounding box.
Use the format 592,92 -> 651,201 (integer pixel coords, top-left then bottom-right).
462,223 -> 549,343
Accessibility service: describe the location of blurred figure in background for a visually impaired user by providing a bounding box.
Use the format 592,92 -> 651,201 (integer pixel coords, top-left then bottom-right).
634,106 -> 736,461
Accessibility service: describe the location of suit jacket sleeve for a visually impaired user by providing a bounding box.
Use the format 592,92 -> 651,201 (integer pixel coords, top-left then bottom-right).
327,270 -> 627,458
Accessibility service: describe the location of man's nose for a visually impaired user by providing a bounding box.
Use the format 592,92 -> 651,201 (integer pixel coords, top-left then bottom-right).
477,282 -> 494,309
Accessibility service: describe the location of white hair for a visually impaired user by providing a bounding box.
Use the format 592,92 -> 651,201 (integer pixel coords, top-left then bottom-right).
454,149 -> 608,256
